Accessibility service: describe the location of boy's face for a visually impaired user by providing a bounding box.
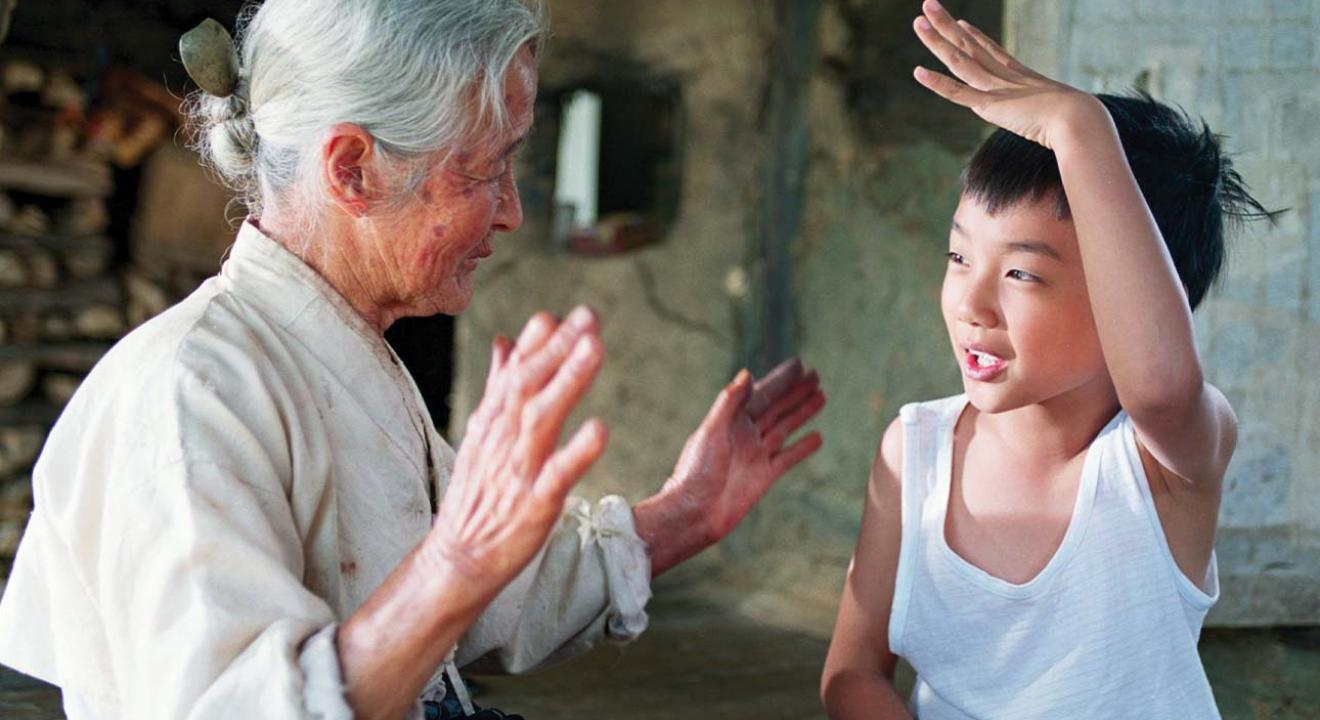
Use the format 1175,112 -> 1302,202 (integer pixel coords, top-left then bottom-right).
940,195 -> 1111,414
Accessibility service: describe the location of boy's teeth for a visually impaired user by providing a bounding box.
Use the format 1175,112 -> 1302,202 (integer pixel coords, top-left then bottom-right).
972,351 -> 997,367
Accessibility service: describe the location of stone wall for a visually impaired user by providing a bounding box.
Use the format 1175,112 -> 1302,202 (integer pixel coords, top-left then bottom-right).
1005,0 -> 1319,626
457,0 -> 1318,632
453,0 -> 997,634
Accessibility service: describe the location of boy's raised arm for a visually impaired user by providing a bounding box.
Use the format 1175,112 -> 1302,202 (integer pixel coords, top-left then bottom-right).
821,418 -> 914,720
910,0 -> 1235,490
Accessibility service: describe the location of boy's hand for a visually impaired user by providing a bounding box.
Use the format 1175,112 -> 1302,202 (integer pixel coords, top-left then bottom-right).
911,0 -> 1105,149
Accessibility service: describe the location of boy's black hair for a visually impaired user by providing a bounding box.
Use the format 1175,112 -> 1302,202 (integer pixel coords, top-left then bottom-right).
960,93 -> 1280,310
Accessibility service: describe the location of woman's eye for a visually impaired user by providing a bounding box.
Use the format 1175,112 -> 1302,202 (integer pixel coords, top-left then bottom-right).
945,251 -> 967,265
1007,269 -> 1040,282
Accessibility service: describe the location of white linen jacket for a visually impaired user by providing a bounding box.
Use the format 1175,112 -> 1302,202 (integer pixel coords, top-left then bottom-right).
0,222 -> 651,719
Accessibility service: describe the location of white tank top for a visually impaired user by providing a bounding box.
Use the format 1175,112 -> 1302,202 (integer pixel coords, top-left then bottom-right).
888,395 -> 1221,719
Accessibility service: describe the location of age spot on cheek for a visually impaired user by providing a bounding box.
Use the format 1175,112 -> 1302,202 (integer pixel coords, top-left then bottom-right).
431,224 -> 448,239
417,243 -> 443,270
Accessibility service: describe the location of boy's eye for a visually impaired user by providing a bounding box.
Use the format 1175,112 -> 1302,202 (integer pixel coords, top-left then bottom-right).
1006,269 -> 1040,282
945,251 -> 967,266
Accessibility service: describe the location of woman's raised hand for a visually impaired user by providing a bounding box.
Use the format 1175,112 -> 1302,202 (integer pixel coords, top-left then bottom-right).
911,0 -> 1102,150
431,306 -> 609,601
636,358 -> 826,576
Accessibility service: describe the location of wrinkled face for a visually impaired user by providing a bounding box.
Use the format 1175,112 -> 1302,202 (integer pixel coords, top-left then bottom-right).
380,45 -> 537,317
940,195 -> 1110,414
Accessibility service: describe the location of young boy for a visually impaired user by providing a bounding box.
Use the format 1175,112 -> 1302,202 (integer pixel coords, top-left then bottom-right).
821,2 -> 1275,718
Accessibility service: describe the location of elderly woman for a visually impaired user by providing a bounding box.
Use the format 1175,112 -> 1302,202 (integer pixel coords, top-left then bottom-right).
0,2 -> 824,719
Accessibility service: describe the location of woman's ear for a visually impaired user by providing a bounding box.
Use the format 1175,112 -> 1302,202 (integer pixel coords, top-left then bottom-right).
322,123 -> 376,216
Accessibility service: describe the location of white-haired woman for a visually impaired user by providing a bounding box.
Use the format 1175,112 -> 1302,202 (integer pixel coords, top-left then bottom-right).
0,2 -> 824,719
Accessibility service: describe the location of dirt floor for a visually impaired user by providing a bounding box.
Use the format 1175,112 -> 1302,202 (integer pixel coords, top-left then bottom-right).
2,579 -> 1317,719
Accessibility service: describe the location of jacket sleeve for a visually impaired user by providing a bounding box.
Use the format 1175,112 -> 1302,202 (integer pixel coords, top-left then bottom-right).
454,495 -> 653,674
91,424 -> 357,718
10,349 -> 361,719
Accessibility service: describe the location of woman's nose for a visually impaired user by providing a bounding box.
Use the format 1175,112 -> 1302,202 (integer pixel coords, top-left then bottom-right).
493,172 -> 523,233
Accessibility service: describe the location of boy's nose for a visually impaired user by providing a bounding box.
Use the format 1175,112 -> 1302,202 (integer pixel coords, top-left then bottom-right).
957,277 -> 1000,329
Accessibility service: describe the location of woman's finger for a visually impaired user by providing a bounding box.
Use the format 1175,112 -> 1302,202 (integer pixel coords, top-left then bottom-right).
518,333 -> 605,467
513,305 -> 599,400
770,431 -> 824,478
913,15 -> 995,90
764,389 -> 827,453
754,371 -> 819,434
913,65 -> 985,110
464,335 -> 515,452
747,358 -> 803,417
534,418 -> 609,506
706,369 -> 754,429
513,311 -> 559,360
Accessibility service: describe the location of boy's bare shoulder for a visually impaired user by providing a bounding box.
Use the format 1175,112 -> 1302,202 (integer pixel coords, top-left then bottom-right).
869,416 -> 905,505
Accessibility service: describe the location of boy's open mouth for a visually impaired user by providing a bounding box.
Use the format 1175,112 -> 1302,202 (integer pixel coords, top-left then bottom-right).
962,346 -> 1008,381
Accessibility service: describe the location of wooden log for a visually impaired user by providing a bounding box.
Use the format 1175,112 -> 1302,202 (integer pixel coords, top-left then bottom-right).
1,60 -> 43,94
6,313 -> 39,343
41,373 -> 80,405
0,158 -> 112,198
40,313 -> 71,340
27,248 -> 59,289
55,198 -> 109,237
126,269 -> 170,327
0,361 -> 35,406
6,204 -> 49,236
62,243 -> 112,280
73,305 -> 124,339
0,248 -> 25,287
0,428 -> 42,477
0,476 -> 34,559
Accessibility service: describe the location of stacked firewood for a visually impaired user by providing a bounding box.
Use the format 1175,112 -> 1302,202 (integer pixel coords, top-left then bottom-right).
0,58 -> 173,566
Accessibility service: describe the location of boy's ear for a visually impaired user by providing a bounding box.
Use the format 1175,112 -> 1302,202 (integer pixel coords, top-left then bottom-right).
322,123 -> 377,217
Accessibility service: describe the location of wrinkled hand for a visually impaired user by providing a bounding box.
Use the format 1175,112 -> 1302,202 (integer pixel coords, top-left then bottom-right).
912,0 -> 1104,150
430,306 -> 609,601
663,358 -> 825,549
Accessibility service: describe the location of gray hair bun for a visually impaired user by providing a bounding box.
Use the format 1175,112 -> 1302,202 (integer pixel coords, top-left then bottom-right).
181,17 -> 260,210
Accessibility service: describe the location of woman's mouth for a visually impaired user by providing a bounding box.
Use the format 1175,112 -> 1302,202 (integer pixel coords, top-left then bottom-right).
963,347 -> 1008,382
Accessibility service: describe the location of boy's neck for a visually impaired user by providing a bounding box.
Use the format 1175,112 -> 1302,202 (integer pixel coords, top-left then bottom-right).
971,380 -> 1122,466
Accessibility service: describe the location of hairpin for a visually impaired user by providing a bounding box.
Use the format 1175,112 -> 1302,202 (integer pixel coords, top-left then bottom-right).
179,18 -> 240,98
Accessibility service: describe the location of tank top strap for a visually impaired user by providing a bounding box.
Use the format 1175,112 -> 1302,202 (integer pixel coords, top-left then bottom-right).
890,394 -> 967,656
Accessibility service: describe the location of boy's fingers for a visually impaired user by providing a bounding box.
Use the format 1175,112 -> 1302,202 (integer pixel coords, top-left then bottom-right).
956,20 -> 1029,76
914,16 -> 994,90
914,66 -> 983,109
921,1 -> 1009,76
